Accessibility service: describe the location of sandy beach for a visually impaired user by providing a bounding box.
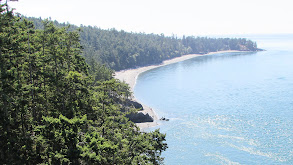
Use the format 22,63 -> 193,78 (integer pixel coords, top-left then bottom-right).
115,50 -> 242,129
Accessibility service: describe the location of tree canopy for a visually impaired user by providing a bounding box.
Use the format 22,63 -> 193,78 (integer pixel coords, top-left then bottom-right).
1,1 -> 262,163
27,17 -> 261,71
0,1 -> 167,164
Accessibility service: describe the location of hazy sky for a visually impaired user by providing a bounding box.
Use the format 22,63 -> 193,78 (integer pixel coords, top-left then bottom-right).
8,0 -> 293,36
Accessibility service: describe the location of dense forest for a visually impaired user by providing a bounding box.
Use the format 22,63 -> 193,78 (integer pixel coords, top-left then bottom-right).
1,0 -> 262,163
0,2 -> 167,164
26,17 -> 261,71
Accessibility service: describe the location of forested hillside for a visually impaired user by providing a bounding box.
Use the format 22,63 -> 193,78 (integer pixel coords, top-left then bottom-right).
0,2 -> 167,164
27,17 -> 261,71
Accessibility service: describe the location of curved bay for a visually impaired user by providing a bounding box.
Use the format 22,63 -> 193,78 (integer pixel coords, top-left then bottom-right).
135,35 -> 293,164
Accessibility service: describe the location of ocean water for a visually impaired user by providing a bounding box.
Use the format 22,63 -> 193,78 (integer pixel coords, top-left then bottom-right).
134,34 -> 293,165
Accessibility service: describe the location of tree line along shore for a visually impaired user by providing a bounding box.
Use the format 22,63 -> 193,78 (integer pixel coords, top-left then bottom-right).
27,16 -> 262,72
1,1 -> 261,164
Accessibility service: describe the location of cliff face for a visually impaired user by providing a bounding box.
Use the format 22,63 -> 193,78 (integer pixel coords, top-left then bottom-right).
127,100 -> 143,110
127,112 -> 154,123
121,99 -> 154,123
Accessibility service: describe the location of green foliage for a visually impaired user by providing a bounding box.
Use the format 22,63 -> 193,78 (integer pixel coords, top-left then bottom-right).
0,2 -> 167,164
36,115 -> 87,164
27,16 -> 260,71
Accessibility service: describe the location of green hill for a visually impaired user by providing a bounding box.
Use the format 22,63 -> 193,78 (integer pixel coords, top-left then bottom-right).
27,17 -> 261,71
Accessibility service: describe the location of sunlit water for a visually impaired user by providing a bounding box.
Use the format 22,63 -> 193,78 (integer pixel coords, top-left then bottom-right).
134,35 -> 293,164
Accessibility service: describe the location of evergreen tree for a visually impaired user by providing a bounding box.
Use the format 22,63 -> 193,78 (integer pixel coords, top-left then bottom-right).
27,16 -> 261,71
0,2 -> 168,164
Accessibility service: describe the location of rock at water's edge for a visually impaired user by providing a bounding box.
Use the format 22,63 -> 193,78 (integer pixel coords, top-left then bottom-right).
127,112 -> 154,123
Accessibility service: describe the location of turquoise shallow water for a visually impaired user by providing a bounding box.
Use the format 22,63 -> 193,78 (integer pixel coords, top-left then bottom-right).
134,35 -> 293,164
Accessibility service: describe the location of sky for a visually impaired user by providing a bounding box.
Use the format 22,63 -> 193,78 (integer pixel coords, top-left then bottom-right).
7,0 -> 293,36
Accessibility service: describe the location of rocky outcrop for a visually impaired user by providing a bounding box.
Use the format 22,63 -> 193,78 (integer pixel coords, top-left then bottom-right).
122,99 -> 143,110
128,100 -> 143,110
126,112 -> 154,123
160,117 -> 169,121
121,99 -> 154,123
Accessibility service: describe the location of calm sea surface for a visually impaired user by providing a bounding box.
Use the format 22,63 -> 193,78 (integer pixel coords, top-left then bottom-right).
134,35 -> 293,164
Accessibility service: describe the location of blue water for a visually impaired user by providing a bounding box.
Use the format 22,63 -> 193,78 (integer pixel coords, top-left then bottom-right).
134,35 -> 293,164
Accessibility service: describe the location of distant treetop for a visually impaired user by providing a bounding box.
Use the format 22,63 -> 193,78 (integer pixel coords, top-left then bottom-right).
27,16 -> 261,71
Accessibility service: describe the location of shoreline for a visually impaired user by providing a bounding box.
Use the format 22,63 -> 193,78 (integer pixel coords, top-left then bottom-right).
115,50 -> 243,129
